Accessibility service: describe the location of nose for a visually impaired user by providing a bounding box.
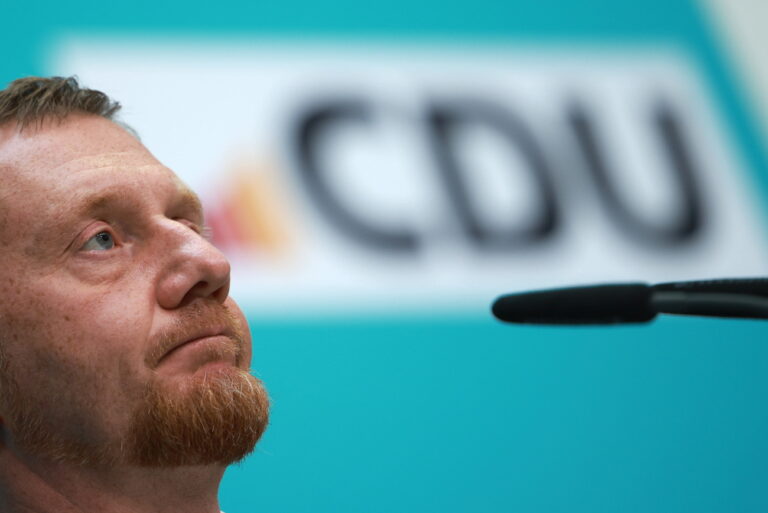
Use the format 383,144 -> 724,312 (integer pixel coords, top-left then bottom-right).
155,221 -> 231,309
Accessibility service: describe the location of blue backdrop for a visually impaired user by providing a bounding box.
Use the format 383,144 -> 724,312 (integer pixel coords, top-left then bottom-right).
3,1 -> 768,511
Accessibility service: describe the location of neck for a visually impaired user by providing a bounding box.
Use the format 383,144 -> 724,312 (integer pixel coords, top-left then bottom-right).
0,442 -> 225,513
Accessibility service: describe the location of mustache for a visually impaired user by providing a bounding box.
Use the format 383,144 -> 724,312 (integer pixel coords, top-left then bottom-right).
145,303 -> 246,369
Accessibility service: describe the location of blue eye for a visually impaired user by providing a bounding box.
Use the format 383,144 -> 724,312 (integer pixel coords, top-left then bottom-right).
82,231 -> 115,251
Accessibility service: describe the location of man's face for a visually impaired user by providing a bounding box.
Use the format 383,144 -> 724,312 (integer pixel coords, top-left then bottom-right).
0,114 -> 268,466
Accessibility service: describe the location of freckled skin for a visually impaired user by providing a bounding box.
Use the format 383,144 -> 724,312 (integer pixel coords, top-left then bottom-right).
0,114 -> 255,513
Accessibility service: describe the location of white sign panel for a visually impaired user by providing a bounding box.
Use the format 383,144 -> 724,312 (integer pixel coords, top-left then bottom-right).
51,39 -> 768,315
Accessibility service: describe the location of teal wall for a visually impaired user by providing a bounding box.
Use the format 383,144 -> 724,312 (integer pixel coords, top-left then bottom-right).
4,1 -> 768,511
227,317 -> 768,512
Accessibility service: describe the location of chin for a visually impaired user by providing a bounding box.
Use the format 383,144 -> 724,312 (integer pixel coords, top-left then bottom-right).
125,366 -> 270,467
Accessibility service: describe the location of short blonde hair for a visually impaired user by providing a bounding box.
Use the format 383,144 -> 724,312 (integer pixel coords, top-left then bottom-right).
0,76 -> 121,131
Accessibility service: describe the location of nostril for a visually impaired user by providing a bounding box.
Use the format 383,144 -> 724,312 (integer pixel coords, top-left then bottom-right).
212,283 -> 229,303
178,280 -> 225,308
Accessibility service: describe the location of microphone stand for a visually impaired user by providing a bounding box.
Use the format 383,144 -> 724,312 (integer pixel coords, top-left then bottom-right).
492,277 -> 768,325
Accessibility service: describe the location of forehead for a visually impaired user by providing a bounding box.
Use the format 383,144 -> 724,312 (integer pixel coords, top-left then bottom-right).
0,114 -> 151,172
0,115 -> 190,201
0,115 -> 194,241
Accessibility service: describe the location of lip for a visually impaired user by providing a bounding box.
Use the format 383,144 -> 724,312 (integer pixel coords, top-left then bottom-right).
162,333 -> 223,360
154,326 -> 233,367
154,333 -> 240,374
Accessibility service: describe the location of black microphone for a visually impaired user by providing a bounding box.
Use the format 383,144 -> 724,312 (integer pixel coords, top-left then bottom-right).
492,277 -> 768,325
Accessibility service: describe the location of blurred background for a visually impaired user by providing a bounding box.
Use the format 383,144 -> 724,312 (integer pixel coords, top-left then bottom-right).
4,0 -> 768,511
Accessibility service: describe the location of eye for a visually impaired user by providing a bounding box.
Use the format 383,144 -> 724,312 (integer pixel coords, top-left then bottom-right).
81,231 -> 115,251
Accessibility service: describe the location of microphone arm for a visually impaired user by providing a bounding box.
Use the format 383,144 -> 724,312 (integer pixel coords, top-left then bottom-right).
492,277 -> 768,325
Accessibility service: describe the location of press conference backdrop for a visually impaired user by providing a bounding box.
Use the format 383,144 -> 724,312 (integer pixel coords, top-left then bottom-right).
4,0 -> 768,511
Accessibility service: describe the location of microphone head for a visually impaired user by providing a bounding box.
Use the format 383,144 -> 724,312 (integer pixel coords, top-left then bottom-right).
492,283 -> 657,325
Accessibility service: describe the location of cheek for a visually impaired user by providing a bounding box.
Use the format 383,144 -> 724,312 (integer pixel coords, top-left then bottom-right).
1,283 -> 151,384
0,312 -> 106,426
0,255 -> 160,420
3,308 -> 109,388
0,291 -> 153,434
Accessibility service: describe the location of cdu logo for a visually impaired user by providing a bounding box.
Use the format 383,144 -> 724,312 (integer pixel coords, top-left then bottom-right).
291,95 -> 703,254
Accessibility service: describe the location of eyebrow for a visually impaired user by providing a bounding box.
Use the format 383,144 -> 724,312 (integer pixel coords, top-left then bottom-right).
44,187 -> 134,242
71,188 -> 139,218
41,185 -> 205,250
65,185 -> 203,220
